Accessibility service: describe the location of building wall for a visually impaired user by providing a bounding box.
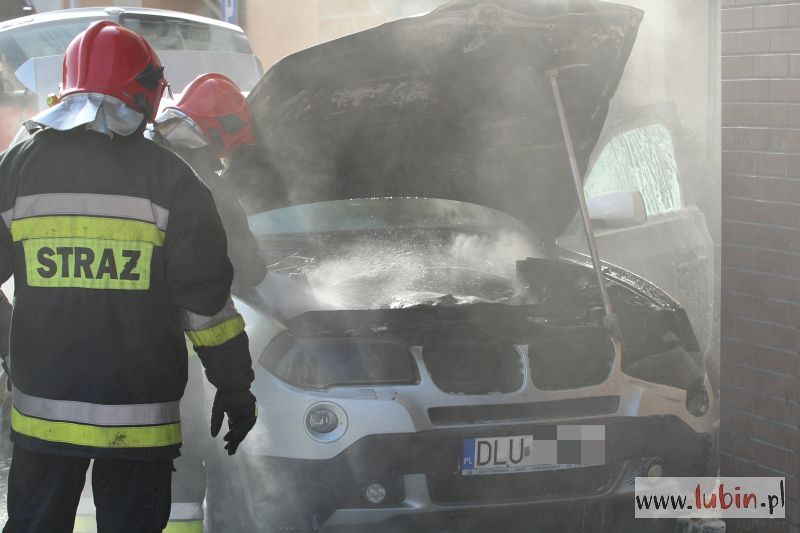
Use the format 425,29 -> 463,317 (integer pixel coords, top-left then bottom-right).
239,0 -> 388,70
240,0 -> 321,71
721,1 -> 800,532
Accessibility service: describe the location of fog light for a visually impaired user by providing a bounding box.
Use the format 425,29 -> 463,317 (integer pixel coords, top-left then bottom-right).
625,457 -> 662,485
365,483 -> 386,504
306,408 -> 338,434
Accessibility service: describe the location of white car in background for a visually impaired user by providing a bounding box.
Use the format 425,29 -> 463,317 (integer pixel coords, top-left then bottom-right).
0,7 -> 262,531
0,6 -> 262,147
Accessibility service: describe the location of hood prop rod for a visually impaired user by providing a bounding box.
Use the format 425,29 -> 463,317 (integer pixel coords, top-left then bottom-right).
547,69 -> 625,347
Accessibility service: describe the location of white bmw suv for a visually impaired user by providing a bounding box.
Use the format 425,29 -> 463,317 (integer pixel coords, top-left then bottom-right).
204,1 -> 719,531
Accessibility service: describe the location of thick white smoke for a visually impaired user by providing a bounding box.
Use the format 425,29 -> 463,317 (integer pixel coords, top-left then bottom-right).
297,230 -> 539,310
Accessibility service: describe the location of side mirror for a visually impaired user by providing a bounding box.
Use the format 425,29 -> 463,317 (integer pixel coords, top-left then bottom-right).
15,55 -> 63,110
13,59 -> 37,93
587,190 -> 647,228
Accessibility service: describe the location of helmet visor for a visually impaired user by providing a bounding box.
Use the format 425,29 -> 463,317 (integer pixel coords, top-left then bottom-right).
136,64 -> 166,91
154,108 -> 208,149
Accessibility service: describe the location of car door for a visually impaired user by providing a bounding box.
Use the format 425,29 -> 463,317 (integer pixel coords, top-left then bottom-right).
557,105 -> 715,359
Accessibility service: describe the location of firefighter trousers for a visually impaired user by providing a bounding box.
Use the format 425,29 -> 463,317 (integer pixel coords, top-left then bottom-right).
3,445 -> 173,533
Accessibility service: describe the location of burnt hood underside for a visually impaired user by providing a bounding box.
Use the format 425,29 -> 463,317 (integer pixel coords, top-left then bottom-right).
229,0 -> 643,240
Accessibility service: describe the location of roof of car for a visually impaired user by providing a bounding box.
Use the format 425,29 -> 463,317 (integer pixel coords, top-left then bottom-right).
0,6 -> 244,33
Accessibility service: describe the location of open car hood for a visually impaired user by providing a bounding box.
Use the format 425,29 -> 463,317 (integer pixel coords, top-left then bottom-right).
229,0 -> 643,240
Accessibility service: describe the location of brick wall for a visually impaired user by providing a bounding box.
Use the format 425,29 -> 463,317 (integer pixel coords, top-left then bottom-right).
721,1 -> 800,532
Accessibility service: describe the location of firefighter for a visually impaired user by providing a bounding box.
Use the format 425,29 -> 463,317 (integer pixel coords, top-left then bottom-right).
145,74 -> 264,533
151,73 -> 266,288
0,21 -> 257,533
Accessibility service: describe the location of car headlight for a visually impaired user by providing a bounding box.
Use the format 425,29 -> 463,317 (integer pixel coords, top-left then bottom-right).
260,331 -> 419,390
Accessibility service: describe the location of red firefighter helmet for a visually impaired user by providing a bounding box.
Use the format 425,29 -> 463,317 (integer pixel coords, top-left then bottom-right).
167,73 -> 255,158
60,21 -> 167,121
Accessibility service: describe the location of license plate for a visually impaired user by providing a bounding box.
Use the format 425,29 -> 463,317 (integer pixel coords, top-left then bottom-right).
461,426 -> 605,476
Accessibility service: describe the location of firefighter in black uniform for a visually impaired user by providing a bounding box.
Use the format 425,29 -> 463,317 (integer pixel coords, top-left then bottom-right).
0,22 -> 257,533
147,73 -> 264,532
151,73 -> 265,289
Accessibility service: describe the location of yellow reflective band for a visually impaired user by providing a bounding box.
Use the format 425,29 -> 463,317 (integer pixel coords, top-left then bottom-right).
23,238 -> 153,290
73,515 -> 97,533
163,521 -> 203,533
74,517 -> 203,533
187,315 -> 245,347
12,407 -> 181,448
11,216 -> 165,246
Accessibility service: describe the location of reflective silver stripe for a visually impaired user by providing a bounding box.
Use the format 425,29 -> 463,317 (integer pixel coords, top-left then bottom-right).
181,296 -> 239,332
77,500 -> 203,521
1,207 -> 13,229
13,388 -> 180,427
77,498 -> 95,516
10,193 -> 169,230
169,502 -> 204,521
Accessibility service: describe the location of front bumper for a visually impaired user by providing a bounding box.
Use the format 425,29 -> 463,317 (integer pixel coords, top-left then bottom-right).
247,415 -> 716,528
234,309 -> 719,528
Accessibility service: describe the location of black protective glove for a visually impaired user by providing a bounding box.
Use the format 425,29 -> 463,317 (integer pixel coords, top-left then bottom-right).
210,389 -> 257,455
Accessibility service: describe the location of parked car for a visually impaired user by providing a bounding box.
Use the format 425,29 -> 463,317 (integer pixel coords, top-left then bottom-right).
0,6 -> 262,147
204,0 -> 719,531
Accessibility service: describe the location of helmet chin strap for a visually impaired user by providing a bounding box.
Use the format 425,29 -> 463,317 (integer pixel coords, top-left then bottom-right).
208,128 -> 225,157
134,93 -> 153,121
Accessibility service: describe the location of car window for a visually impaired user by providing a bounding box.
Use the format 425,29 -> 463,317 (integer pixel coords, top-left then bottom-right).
0,20 -> 88,69
0,16 -> 252,73
584,123 -> 682,216
121,16 -> 252,54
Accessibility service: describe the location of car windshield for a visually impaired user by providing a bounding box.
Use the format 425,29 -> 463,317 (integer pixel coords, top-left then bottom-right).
0,14 -> 259,96
249,198 -> 541,312
0,20 -> 89,69
121,15 -> 252,54
0,16 -> 250,70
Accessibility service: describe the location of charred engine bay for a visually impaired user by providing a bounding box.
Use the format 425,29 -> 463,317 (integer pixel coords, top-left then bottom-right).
259,257 -> 704,393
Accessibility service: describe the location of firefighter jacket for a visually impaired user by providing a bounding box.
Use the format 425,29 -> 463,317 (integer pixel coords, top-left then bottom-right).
160,144 -> 266,288
0,128 -> 255,461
